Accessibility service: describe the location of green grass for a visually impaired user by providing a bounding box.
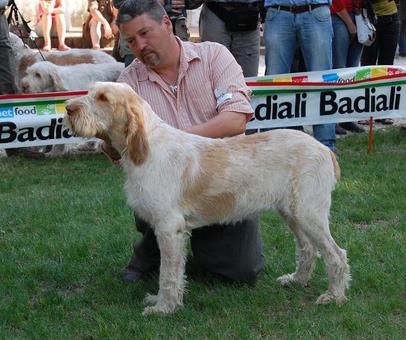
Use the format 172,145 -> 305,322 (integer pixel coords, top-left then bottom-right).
0,128 -> 405,339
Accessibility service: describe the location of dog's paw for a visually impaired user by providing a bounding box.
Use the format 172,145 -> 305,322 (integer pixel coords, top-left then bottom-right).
143,293 -> 159,306
142,303 -> 175,316
316,292 -> 347,305
277,273 -> 308,286
277,274 -> 295,286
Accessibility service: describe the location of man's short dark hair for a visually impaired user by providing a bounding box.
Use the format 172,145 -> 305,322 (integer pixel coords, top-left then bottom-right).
116,0 -> 167,25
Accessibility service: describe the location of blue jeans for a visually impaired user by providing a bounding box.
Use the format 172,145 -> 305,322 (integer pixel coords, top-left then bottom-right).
264,6 -> 336,151
332,13 -> 363,68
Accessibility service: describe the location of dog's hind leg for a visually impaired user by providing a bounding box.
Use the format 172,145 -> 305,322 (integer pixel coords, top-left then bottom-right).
277,213 -> 317,287
298,213 -> 350,305
142,215 -> 187,315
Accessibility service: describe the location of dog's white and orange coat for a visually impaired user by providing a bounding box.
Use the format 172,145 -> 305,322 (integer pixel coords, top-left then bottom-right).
65,82 -> 350,315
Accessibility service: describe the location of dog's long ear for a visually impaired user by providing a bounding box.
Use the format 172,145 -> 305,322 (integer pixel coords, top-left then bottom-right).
48,64 -> 65,91
125,101 -> 149,165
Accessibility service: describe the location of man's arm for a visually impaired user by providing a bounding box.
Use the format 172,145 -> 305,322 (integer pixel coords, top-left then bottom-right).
185,43 -> 254,138
184,111 -> 247,138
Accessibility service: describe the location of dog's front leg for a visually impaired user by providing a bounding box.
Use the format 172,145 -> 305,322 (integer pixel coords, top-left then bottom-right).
142,218 -> 187,315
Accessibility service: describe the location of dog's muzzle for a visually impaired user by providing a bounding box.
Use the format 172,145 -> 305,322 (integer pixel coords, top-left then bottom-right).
65,102 -> 79,116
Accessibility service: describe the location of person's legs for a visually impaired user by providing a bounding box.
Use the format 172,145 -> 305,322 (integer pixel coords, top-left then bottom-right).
89,17 -> 102,48
346,13 -> 363,67
40,13 -> 53,51
54,13 -> 70,51
199,5 -> 232,51
332,14 -> 349,134
376,14 -> 399,125
298,7 -> 333,71
331,13 -> 351,69
376,14 -> 399,65
230,28 -> 260,77
399,19 -> 406,55
0,15 -> 17,95
361,32 -> 378,66
200,5 -> 260,77
332,12 -> 363,68
123,218 -> 161,282
332,12 -> 364,132
0,13 -> 20,157
124,216 -> 265,285
191,215 -> 265,284
264,8 -> 296,75
298,6 -> 336,150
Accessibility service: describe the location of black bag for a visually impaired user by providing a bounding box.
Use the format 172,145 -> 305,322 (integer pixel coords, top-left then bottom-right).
206,2 -> 259,32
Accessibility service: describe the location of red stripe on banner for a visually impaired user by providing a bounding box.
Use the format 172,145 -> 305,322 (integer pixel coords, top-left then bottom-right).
246,73 -> 406,87
0,90 -> 88,101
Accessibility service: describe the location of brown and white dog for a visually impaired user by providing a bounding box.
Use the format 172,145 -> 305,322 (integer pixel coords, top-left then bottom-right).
9,32 -> 117,88
64,82 -> 351,315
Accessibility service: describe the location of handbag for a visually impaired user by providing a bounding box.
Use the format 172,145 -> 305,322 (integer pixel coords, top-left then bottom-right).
206,2 -> 259,32
353,0 -> 376,46
355,8 -> 376,46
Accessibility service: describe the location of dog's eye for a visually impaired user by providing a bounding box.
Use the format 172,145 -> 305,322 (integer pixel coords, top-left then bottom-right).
35,72 -> 41,78
97,93 -> 108,102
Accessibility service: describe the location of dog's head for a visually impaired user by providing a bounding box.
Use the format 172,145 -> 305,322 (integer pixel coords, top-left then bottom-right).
64,82 -> 149,165
20,61 -> 63,93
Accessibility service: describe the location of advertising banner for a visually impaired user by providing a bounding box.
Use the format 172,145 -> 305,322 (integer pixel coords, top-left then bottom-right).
0,91 -> 87,149
246,66 -> 406,129
1,66 -> 406,149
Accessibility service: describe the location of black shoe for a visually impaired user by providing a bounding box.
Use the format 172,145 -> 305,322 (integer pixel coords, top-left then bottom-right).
376,118 -> 394,125
340,122 -> 365,133
122,267 -> 145,283
335,124 -> 347,135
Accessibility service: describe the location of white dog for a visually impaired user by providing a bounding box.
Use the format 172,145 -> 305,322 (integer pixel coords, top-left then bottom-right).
9,32 -> 117,85
20,62 -> 123,156
64,82 -> 351,315
20,61 -> 124,93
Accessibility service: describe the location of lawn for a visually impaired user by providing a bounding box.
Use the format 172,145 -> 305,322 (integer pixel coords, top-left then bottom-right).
0,128 -> 405,339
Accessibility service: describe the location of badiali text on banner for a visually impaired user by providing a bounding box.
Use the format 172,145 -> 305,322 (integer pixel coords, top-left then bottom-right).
246,66 -> 406,130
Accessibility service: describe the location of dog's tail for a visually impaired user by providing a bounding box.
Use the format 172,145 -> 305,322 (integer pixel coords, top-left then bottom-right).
330,150 -> 341,181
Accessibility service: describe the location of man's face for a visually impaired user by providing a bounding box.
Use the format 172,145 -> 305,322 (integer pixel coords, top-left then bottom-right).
120,13 -> 173,68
